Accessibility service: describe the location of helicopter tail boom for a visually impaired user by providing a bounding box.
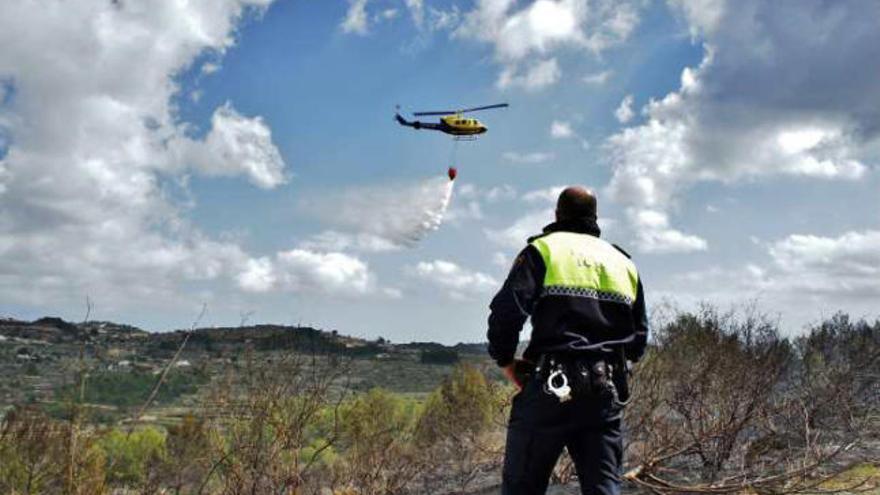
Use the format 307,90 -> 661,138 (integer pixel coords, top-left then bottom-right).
395,113 -> 442,131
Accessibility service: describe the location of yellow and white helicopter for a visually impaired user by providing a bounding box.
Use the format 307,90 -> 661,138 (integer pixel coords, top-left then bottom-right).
395,103 -> 508,139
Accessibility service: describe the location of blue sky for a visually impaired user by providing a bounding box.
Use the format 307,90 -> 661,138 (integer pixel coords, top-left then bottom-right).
1,0 -> 878,343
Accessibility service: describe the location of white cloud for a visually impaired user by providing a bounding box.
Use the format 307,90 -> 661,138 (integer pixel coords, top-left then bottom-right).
629,208 -> 707,253
236,248 -> 379,296
549,118 -> 590,149
341,0 -> 370,35
483,184 -> 518,202
521,185 -> 565,204
457,0 -> 639,60
550,120 -> 574,139
445,199 -> 485,223
404,0 -> 424,27
379,8 -> 400,21
457,183 -> 517,203
667,0 -> 725,37
0,0 -> 385,309
177,103 -> 286,188
456,0 -> 641,90
237,257 -> 277,292
409,259 -> 498,299
274,249 -> 374,295
485,210 -> 550,249
342,0 -> 449,36
604,1 -> 878,253
426,6 -> 461,31
583,69 -> 613,85
664,229 -> 880,329
201,62 -> 221,75
502,151 -> 556,164
497,58 -> 561,91
767,231 -> 880,297
299,231 -> 401,253
614,94 -> 635,123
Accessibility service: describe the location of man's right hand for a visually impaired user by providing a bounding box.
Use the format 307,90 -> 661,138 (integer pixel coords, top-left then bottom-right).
502,359 -> 532,390
502,363 -> 520,389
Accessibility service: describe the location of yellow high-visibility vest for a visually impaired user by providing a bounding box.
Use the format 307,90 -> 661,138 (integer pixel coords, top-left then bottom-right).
530,232 -> 639,306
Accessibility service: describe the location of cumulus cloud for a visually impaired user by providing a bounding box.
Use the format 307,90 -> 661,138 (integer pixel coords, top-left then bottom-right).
176,103 -> 286,188
274,249 -> 373,294
583,69 -> 613,85
664,229 -> 880,328
404,0 -> 424,27
485,210 -> 550,249
667,0 -> 726,37
502,151 -> 556,164
340,0 -> 639,85
409,259 -> 498,299
341,0 -> 445,36
604,0 -> 878,253
521,185 -> 566,204
550,120 -> 575,139
0,0 -> 382,309
456,0 -> 641,90
238,249 -> 378,296
298,231 -> 401,253
614,94 -> 635,123
458,183 -> 518,203
549,119 -> 590,149
300,175 -> 455,251
341,0 -> 370,34
767,230 -> 880,298
628,208 -> 707,253
497,58 -> 561,91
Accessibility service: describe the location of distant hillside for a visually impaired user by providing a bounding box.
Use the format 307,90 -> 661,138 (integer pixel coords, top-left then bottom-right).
0,315 -> 487,354
0,315 -> 494,413
0,316 -> 146,344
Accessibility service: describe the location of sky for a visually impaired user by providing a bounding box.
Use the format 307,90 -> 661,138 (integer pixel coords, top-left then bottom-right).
1,0 -> 879,343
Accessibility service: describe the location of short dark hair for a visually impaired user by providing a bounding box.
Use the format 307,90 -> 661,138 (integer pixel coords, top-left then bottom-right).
556,186 -> 597,221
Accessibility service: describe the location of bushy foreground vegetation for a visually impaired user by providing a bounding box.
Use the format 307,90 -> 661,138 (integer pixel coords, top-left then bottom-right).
1,308 -> 877,494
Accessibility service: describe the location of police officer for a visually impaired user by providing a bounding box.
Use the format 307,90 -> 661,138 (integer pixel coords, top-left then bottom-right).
488,186 -> 648,495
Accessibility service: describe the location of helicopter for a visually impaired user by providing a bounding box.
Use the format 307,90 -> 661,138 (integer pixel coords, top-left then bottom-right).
395,103 -> 509,139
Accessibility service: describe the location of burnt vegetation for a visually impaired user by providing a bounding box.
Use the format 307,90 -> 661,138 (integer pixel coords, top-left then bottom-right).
0,307 -> 877,494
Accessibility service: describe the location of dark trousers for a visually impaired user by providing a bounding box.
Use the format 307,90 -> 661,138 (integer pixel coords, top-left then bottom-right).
501,378 -> 623,495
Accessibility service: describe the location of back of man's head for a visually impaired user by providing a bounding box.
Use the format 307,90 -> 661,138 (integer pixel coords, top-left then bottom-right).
556,186 -> 597,221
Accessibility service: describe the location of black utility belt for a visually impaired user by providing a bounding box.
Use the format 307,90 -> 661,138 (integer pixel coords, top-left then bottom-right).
533,354 -> 621,403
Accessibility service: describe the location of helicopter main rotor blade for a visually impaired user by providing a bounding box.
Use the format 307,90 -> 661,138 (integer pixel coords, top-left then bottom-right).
460,103 -> 509,113
412,110 -> 457,116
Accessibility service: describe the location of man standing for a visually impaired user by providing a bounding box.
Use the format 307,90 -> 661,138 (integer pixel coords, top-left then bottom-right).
487,186 -> 648,495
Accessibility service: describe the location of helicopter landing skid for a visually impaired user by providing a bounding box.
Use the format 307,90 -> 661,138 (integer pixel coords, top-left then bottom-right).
453,135 -> 479,142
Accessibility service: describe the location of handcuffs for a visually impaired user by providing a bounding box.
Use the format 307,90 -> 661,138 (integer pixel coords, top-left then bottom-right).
545,369 -> 572,402
542,359 -> 621,404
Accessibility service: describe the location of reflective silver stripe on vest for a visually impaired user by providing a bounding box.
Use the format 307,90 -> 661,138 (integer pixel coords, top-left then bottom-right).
542,285 -> 634,306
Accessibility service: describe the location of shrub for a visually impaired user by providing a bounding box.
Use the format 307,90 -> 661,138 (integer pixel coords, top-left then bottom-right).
100,427 -> 166,486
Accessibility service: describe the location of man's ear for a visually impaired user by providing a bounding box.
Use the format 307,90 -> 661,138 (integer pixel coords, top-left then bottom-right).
554,208 -> 561,221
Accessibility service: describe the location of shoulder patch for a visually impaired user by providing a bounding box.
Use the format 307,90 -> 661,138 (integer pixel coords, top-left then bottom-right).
612,243 -> 632,258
